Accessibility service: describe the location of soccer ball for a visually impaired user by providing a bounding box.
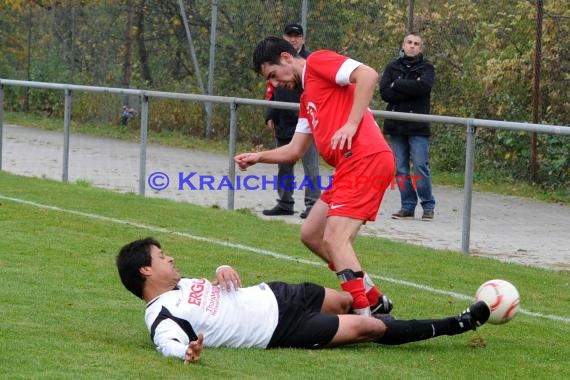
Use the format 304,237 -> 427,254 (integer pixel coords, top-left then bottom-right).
475,279 -> 520,325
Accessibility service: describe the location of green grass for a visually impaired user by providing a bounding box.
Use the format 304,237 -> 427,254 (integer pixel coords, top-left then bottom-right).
1,171 -> 569,379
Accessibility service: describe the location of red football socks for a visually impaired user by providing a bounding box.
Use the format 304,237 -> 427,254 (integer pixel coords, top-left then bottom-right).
340,278 -> 370,310
331,264 -> 382,309
366,286 -> 382,306
363,272 -> 383,305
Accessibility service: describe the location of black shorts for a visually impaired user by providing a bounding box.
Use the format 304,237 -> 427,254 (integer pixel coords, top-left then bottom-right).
266,282 -> 339,349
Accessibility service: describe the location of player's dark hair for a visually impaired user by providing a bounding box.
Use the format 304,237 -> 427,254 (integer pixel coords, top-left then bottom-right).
116,237 -> 161,299
252,36 -> 299,74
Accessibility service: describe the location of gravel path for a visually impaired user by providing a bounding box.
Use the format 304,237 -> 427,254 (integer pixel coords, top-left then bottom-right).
3,124 -> 569,271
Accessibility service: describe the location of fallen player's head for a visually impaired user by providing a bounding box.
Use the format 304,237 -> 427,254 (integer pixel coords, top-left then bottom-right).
116,237 -> 161,299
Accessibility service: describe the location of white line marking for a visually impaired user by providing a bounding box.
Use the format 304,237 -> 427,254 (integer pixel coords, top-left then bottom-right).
1,193 -> 569,324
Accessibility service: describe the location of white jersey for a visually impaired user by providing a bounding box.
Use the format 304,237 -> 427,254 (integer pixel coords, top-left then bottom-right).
144,278 -> 279,360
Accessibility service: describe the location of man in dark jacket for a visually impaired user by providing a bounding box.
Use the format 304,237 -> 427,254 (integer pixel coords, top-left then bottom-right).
263,23 -> 320,219
380,32 -> 436,221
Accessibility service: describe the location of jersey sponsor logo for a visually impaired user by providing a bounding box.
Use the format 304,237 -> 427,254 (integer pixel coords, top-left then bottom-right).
205,285 -> 220,315
305,102 -> 319,130
187,278 -> 207,306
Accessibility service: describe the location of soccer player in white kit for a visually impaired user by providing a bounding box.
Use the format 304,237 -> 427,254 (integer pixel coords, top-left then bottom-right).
117,238 -> 490,364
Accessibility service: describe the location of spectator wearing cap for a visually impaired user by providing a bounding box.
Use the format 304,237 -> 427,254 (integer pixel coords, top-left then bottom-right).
261,23 -> 320,219
283,23 -> 310,58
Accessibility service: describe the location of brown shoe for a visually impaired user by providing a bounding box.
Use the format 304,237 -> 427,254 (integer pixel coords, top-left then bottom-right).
391,209 -> 414,219
421,210 -> 434,221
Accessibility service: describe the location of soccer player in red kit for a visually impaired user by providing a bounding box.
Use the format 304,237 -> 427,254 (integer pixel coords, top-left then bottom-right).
235,37 -> 395,316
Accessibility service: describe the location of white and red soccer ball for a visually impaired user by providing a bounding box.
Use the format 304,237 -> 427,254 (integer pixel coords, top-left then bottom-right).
475,279 -> 520,324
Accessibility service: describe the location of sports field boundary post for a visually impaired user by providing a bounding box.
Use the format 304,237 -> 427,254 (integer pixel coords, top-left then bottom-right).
462,119 -> 476,254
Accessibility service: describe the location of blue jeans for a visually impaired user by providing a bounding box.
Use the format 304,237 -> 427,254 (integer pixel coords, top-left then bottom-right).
390,135 -> 435,212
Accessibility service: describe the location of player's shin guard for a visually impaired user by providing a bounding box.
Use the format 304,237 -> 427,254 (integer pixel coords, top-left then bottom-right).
337,269 -> 370,316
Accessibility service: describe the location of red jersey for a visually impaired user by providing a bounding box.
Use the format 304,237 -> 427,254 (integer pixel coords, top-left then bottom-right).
296,50 -> 391,168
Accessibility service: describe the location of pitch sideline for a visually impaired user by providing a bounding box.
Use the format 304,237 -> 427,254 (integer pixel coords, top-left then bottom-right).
1,193 -> 568,324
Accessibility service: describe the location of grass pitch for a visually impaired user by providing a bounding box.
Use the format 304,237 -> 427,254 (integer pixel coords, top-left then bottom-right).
0,172 -> 568,379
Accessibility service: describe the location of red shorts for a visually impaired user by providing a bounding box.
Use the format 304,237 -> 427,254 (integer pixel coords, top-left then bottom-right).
320,151 -> 395,222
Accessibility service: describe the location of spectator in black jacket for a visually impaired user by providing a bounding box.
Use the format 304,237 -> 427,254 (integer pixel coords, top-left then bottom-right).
380,32 -> 436,221
263,23 -> 320,219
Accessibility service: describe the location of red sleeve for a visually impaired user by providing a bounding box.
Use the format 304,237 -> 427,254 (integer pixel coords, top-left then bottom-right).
264,80 -> 275,100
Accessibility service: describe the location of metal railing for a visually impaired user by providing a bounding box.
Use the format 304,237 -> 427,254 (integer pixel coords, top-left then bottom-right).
1,79 -> 569,255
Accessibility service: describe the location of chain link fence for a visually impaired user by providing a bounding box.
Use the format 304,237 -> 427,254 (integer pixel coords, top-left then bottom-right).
1,0 -> 568,189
